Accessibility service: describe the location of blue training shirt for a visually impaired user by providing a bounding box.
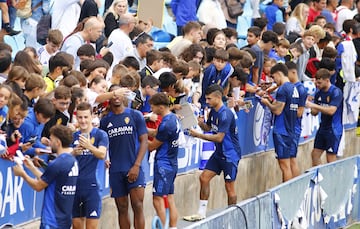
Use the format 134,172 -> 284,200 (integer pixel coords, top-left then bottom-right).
294,81 -> 307,136
314,84 -> 343,135
72,127 -> 109,189
273,82 -> 298,136
41,153 -> 78,229
100,108 -> 147,173
155,113 -> 180,168
206,105 -> 241,163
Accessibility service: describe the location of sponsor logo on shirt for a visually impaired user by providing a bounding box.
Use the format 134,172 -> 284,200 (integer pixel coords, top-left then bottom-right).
107,126 -> 133,138
61,185 -> 76,195
107,122 -> 113,128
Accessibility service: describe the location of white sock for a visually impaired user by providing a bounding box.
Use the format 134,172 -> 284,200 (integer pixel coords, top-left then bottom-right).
169,227 -> 177,229
197,200 -> 208,217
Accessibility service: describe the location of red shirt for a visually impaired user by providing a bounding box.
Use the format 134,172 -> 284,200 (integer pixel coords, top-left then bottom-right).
307,7 -> 321,25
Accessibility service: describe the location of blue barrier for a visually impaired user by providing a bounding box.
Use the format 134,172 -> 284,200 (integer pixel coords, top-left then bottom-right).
0,97 -> 355,227
184,156 -> 360,229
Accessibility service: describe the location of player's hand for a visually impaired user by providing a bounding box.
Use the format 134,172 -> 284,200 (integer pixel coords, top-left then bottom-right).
127,165 -> 139,183
32,156 -> 42,168
73,146 -> 84,155
189,128 -> 199,138
79,135 -> 91,149
305,100 -> 313,108
12,163 -> 25,177
105,160 -> 111,168
23,156 -> 36,170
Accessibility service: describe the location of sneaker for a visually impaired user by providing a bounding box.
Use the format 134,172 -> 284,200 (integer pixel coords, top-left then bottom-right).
6,28 -> 21,36
183,214 -> 205,222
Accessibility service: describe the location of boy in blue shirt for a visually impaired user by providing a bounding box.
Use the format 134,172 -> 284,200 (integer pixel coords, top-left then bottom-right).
306,68 -> 343,166
148,92 -> 180,228
13,125 -> 78,229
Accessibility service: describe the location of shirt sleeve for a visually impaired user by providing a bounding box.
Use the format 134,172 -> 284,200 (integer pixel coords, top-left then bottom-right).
41,160 -> 60,185
217,111 -> 232,133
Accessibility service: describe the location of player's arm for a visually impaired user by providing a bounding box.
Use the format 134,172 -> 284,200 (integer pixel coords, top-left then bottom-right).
190,131 -> 225,143
261,98 -> 285,115
13,164 -> 48,192
308,102 -> 338,116
148,137 -> 163,152
297,106 -> 305,118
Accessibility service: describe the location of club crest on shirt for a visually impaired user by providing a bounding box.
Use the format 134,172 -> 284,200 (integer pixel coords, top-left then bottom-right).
0,116 -> 3,124
56,118 -> 62,125
125,117 -> 130,124
91,137 -> 95,144
327,96 -> 330,103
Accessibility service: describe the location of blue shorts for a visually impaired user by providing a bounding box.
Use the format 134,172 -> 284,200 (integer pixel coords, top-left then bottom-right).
289,133 -> 301,158
205,154 -> 239,181
273,133 -> 297,159
72,188 -> 102,218
109,170 -> 145,198
153,165 -> 177,196
314,131 -> 341,154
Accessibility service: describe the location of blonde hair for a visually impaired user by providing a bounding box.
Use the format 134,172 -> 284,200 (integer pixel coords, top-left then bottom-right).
104,0 -> 128,20
290,3 -> 309,30
308,24 -> 326,40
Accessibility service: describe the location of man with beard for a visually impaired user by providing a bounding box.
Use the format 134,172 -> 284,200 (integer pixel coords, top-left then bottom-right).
100,85 -> 148,229
13,125 -> 78,229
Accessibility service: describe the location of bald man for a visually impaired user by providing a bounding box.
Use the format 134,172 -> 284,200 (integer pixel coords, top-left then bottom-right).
108,13 -> 136,67
61,16 -> 105,69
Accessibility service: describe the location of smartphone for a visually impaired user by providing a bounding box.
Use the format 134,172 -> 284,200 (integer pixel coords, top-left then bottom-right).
38,159 -> 48,169
106,41 -> 113,48
27,136 -> 37,144
81,133 -> 89,139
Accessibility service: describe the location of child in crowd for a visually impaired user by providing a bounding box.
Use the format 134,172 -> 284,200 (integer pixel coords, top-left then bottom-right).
269,38 -> 291,63
37,29 -> 64,66
200,49 -> 233,108
284,42 -> 303,63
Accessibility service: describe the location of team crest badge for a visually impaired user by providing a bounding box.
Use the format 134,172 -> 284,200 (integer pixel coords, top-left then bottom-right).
326,96 -> 330,103
125,117 -> 130,124
91,137 -> 95,144
0,116 -> 3,124
56,118 -> 62,125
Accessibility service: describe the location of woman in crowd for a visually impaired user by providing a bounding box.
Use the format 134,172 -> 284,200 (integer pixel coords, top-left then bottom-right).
104,0 -> 128,37
286,3 -> 309,37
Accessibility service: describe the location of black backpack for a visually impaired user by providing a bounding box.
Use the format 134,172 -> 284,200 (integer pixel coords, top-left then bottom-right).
37,14 -> 52,45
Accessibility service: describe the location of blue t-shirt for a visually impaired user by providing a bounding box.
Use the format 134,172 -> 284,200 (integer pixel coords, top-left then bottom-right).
314,85 -> 343,135
273,82 -> 298,136
155,113 -> 180,168
265,3 -> 283,30
100,108 -> 148,173
206,105 -> 241,162
251,44 -> 264,84
294,81 -> 307,136
41,153 -> 78,229
72,127 -> 109,189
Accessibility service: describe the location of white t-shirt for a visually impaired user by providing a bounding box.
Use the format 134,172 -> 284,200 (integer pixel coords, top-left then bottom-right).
336,6 -> 356,33
108,29 -> 134,66
86,88 -> 99,108
51,0 -> 81,38
37,45 -> 57,66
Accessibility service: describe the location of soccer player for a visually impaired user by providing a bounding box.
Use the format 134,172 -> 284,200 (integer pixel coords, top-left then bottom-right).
13,125 -> 78,229
100,85 -> 148,229
261,63 -> 300,182
286,61 -> 307,178
148,93 -> 180,228
186,84 -> 241,221
72,102 -> 109,229
306,68 -> 343,166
